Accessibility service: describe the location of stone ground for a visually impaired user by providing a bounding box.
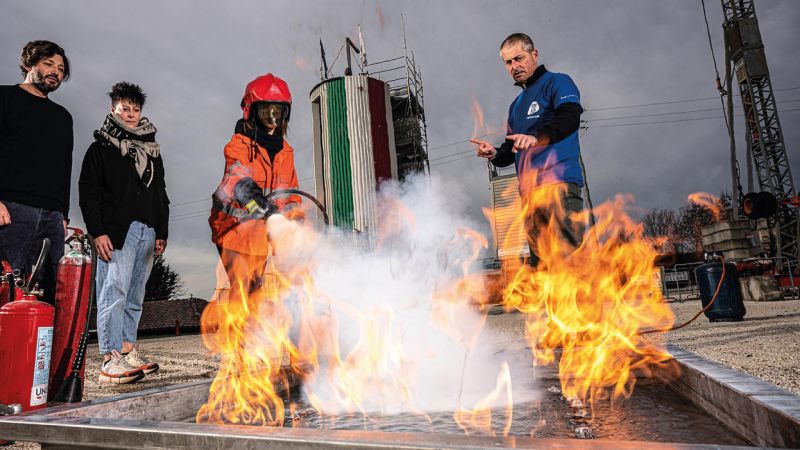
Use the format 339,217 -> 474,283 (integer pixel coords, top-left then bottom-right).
4,298 -> 799,449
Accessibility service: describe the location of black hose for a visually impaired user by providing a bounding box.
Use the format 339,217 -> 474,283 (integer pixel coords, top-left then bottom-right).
25,238 -> 50,293
265,188 -> 329,225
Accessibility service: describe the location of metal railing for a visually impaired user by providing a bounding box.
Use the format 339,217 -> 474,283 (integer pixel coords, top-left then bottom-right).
660,262 -> 705,301
658,256 -> 799,301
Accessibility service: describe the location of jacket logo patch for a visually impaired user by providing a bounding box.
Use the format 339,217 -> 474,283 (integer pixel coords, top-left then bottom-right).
527,101 -> 540,116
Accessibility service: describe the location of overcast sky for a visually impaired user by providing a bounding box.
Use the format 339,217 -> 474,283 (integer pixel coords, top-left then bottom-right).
2,0 -> 798,298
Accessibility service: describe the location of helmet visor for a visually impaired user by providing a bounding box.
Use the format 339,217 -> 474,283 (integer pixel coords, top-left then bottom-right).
256,102 -> 289,127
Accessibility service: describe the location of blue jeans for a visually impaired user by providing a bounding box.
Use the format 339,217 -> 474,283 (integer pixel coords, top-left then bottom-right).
0,200 -> 64,304
96,221 -> 155,354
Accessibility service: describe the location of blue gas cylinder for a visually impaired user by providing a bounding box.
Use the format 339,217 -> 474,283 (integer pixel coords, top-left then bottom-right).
694,261 -> 746,322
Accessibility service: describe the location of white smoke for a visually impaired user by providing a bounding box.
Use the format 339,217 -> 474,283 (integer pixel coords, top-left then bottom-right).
264,173 -> 538,415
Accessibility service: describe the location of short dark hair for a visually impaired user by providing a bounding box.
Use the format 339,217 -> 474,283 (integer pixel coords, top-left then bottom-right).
500,33 -> 535,52
108,81 -> 147,107
19,40 -> 71,80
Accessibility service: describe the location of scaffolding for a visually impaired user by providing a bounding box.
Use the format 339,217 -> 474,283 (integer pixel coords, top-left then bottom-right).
364,49 -> 429,178
318,22 -> 429,180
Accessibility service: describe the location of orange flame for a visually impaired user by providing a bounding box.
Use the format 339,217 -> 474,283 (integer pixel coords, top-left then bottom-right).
470,96 -> 511,149
687,192 -> 722,220
294,56 -> 310,70
197,168 -> 678,433
471,95 -> 487,138
453,362 -> 513,436
197,193 -> 496,428
376,3 -> 386,30
496,165 -> 678,403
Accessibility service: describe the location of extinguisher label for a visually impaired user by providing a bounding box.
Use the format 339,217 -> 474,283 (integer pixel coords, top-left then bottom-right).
30,326 -> 53,406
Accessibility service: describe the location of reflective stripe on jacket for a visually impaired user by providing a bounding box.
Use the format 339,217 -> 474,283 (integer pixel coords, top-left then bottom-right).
208,133 -> 300,255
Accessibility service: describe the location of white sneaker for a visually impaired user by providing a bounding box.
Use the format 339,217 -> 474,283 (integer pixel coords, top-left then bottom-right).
123,347 -> 160,375
99,354 -> 145,384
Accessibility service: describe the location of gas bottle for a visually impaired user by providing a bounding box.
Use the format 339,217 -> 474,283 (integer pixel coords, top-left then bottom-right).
695,261 -> 746,322
49,232 -> 92,401
0,293 -> 55,412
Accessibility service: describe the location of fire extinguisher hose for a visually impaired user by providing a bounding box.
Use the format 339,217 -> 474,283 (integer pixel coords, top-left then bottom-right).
54,235 -> 97,403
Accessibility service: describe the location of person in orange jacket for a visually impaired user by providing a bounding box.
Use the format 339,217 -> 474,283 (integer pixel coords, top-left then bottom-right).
208,73 -> 301,305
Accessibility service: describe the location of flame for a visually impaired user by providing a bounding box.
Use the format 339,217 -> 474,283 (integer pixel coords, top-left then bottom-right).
198,190 -> 494,429
376,3 -> 386,30
470,96 -> 510,147
471,95 -> 487,138
294,56 -> 310,70
198,166 -> 678,433
687,192 -> 722,220
497,164 -> 678,404
453,362 -> 513,436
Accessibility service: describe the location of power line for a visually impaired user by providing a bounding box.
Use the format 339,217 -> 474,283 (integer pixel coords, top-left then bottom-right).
427,130 -> 504,153
584,85 -> 800,112
584,98 -> 799,121
326,42 -> 346,79
587,106 -> 721,122
170,198 -> 210,207
170,212 -> 208,223
428,107 -> 800,168
587,106 -> 800,128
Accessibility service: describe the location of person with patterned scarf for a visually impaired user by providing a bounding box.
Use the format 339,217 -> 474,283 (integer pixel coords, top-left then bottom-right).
78,82 -> 170,384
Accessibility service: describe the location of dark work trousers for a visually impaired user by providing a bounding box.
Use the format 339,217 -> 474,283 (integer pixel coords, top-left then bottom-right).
0,200 -> 65,303
523,182 -> 585,268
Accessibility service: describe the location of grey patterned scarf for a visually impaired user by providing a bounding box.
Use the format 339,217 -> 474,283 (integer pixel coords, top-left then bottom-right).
94,114 -> 161,187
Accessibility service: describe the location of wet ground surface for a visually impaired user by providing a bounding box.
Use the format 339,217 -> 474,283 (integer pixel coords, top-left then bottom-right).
277,383 -> 749,445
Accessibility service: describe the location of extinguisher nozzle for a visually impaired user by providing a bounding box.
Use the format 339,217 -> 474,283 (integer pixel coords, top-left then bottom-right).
53,372 -> 83,403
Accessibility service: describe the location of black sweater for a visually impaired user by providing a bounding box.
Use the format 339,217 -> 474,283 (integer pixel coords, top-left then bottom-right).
0,85 -> 73,217
78,139 -> 169,249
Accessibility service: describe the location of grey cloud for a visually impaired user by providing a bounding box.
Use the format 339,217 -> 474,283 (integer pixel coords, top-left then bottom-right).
2,0 -> 798,297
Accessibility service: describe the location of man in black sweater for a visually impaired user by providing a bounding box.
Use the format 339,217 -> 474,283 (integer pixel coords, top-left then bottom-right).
0,41 -> 73,303
79,82 -> 169,384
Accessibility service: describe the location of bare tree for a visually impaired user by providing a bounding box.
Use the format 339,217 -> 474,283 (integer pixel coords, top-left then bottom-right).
674,192 -> 732,253
642,208 -> 678,253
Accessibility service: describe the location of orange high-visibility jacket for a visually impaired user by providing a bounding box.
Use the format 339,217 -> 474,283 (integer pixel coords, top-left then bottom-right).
208,133 -> 300,255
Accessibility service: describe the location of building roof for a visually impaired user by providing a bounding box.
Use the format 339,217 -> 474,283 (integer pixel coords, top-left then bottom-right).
138,297 -> 208,332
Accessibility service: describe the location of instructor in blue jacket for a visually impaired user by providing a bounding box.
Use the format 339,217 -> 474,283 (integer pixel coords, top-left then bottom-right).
472,33 -> 585,268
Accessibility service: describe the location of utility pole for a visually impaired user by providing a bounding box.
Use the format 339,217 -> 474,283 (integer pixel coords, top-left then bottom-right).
721,0 -> 798,264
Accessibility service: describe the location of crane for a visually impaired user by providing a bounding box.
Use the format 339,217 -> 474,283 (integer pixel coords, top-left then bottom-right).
721,0 -> 799,265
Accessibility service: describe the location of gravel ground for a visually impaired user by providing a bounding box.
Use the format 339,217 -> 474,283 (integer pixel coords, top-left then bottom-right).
4,299 -> 798,449
667,298 -> 800,395
82,334 -> 219,401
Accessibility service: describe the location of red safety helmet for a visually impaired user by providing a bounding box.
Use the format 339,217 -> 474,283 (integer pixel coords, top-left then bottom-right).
240,73 -> 292,121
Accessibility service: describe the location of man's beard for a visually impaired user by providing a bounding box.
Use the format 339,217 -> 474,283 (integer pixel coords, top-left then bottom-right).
31,70 -> 61,94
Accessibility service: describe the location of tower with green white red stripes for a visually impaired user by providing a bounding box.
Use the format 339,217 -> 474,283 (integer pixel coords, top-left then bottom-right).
310,75 -> 398,235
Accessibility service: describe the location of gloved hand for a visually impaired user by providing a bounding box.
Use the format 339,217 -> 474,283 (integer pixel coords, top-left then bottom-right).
233,178 -> 275,219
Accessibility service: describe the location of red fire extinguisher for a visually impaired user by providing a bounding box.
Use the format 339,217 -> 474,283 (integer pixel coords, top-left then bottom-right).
49,228 -> 93,402
0,264 -> 55,412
